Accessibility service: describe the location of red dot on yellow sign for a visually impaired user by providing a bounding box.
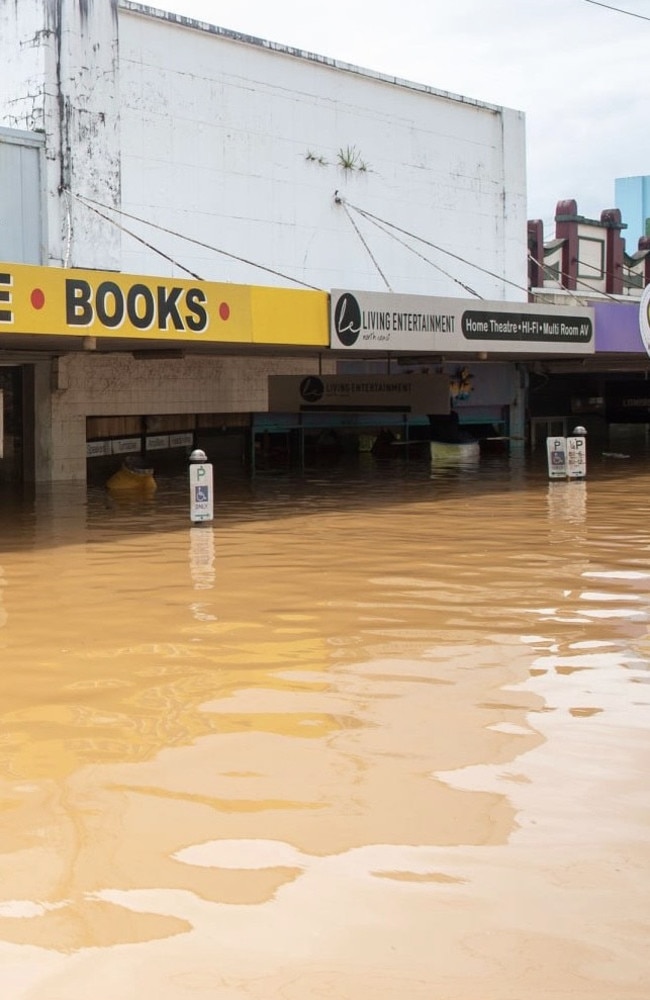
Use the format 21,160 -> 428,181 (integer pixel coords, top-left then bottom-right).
219,302 -> 230,321
31,288 -> 45,309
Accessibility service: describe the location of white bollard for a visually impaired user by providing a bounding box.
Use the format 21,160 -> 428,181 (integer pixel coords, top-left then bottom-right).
189,448 -> 214,523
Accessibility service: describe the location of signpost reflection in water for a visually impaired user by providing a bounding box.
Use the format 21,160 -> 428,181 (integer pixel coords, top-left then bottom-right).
0,457 -> 648,999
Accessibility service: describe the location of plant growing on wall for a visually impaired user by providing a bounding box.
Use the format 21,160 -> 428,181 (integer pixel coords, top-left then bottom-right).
304,146 -> 369,171
305,150 -> 328,165
338,145 -> 360,170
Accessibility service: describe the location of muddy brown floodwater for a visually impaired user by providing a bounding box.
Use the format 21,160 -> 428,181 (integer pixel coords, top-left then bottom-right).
0,451 -> 649,999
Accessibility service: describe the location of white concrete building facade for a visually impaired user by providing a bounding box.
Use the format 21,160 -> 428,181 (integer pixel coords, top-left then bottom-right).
0,0 -> 528,483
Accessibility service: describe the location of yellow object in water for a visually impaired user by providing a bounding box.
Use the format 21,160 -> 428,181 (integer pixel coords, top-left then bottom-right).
106,463 -> 157,493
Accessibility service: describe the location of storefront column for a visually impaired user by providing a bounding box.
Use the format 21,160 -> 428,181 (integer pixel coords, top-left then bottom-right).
32,360 -> 54,483
510,364 -> 528,446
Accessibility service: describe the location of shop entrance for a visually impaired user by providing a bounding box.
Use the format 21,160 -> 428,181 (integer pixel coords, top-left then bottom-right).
0,366 -> 31,485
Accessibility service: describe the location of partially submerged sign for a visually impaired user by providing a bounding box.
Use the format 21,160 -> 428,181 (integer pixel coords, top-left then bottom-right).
546,436 -> 567,478
268,373 -> 449,414
567,434 -> 587,479
331,289 -> 595,355
546,433 -> 587,479
189,461 -> 214,523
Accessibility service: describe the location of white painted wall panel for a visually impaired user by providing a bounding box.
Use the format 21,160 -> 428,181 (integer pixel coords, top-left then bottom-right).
114,7 -> 526,300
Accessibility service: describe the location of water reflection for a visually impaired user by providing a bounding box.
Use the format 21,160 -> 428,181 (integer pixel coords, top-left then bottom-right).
0,456 -> 649,997
189,526 -> 215,591
0,562 -> 6,630
546,478 -> 587,524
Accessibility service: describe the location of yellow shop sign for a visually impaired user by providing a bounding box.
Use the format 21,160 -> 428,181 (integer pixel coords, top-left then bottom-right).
0,262 -> 328,347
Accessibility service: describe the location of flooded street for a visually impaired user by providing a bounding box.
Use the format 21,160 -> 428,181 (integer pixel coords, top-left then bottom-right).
0,453 -> 649,999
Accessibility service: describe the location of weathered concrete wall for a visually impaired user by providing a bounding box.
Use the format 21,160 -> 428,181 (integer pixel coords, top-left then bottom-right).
0,0 -> 47,133
0,0 -> 121,269
47,0 -> 122,269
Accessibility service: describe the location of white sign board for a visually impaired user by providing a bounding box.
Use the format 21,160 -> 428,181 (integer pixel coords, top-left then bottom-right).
146,434 -> 171,451
331,289 -> 595,355
112,437 -> 141,455
86,439 -> 112,458
170,432 -> 194,448
567,435 -> 587,479
546,436 -> 567,478
268,373 -> 449,415
190,462 -> 214,522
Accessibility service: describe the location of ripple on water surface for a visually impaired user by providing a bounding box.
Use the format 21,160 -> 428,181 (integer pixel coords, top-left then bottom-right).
0,455 -> 649,997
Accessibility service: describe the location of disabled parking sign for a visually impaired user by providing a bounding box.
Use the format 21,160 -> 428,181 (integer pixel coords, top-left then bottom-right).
547,431 -> 587,480
189,460 -> 214,522
546,436 -> 567,479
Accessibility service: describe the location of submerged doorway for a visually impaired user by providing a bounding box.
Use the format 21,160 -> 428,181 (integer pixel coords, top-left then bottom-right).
0,366 -> 31,485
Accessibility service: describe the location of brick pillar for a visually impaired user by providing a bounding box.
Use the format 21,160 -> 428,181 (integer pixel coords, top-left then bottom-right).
527,220 -> 544,296
601,208 -> 625,295
555,199 -> 578,290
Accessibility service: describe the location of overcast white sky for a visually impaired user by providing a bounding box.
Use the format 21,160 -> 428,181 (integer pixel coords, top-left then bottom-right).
151,0 -> 647,238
